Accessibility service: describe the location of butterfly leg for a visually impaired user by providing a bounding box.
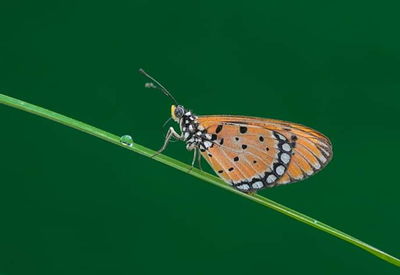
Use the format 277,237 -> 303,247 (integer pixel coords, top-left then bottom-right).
187,149 -> 197,173
197,149 -> 203,171
187,149 -> 203,173
151,127 -> 182,158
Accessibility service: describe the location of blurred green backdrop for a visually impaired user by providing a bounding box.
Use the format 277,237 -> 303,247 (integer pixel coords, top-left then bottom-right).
0,1 -> 399,274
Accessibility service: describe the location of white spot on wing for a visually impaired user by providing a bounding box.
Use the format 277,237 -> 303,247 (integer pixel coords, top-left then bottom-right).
237,184 -> 250,191
275,165 -> 285,175
252,181 -> 263,189
282,143 -> 291,152
277,134 -> 286,140
280,153 -> 290,164
203,141 -> 212,148
267,174 -> 277,183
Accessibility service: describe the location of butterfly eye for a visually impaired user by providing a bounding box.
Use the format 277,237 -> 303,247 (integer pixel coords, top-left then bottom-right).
174,105 -> 185,118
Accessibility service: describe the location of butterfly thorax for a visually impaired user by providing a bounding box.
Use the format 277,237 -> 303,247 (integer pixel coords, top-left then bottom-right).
177,109 -> 216,152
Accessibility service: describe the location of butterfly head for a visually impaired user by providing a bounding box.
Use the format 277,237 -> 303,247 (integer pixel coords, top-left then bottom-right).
171,105 -> 186,122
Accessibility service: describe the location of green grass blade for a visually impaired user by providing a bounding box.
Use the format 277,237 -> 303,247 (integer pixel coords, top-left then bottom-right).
1,93 -> 399,267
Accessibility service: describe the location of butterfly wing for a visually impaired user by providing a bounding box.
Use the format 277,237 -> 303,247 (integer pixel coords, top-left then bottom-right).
197,115 -> 332,192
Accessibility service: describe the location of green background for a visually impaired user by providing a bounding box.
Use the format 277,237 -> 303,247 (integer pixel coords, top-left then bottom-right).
0,1 -> 399,274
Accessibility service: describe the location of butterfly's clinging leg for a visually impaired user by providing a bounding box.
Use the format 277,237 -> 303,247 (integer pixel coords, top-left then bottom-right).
197,149 -> 203,171
151,127 -> 182,158
187,149 -> 197,173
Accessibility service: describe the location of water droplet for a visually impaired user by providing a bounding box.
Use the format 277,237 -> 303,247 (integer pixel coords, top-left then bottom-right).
120,135 -> 133,147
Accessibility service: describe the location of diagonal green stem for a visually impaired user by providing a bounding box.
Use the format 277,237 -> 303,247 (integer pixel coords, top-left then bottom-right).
1,93 -> 399,267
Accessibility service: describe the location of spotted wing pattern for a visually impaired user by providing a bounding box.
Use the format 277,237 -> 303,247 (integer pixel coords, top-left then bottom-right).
197,115 -> 332,192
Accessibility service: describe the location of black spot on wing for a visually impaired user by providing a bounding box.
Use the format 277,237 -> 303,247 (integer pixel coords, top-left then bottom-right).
215,125 -> 223,133
240,126 -> 248,134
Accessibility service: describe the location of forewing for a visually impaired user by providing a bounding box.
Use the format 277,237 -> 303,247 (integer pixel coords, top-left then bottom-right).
197,115 -> 332,192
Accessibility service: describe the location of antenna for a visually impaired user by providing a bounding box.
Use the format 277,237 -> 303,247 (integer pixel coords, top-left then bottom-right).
139,68 -> 178,104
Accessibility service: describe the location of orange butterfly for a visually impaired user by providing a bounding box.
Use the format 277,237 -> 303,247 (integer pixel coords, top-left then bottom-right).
140,69 -> 333,193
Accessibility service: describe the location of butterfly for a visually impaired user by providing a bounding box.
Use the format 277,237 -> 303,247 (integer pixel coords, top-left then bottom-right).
140,69 -> 333,193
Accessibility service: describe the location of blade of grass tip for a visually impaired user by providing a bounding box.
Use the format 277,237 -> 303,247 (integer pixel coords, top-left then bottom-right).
0,93 -> 399,267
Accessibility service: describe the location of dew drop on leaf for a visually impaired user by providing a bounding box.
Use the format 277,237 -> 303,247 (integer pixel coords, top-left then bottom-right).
120,135 -> 133,147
